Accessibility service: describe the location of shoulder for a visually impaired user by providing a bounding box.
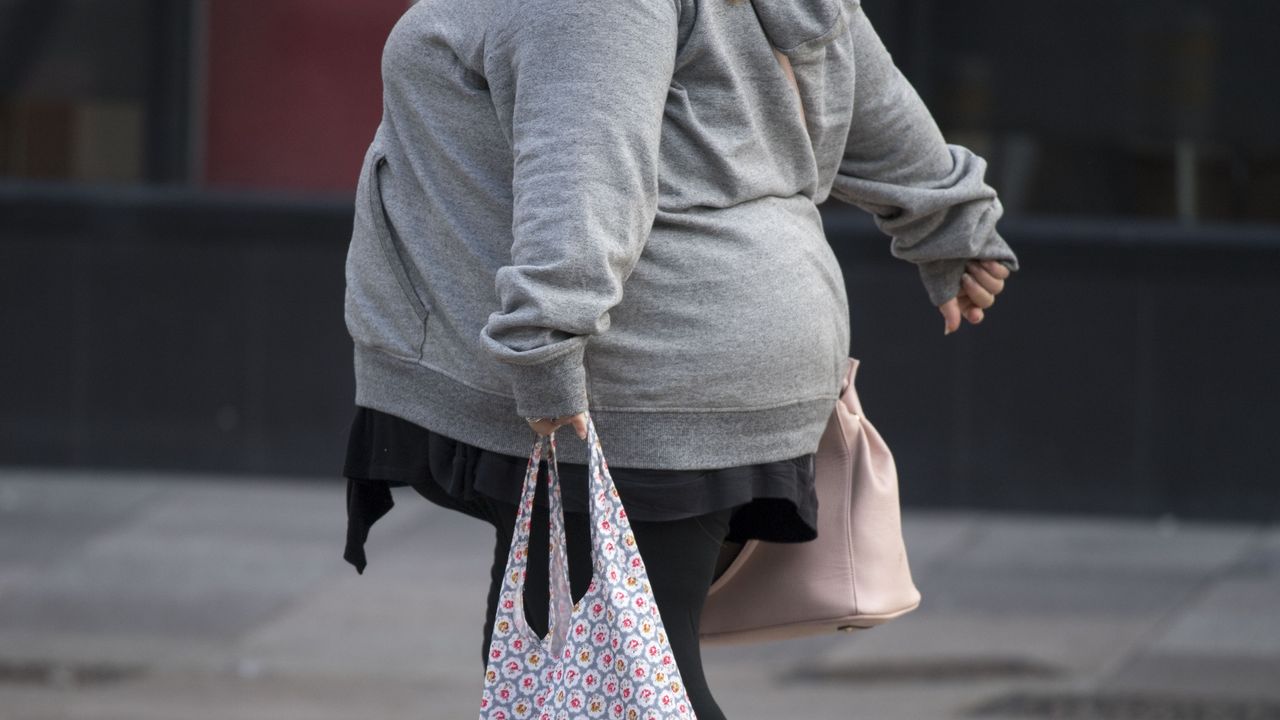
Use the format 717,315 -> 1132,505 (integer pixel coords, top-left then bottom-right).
485,0 -> 682,49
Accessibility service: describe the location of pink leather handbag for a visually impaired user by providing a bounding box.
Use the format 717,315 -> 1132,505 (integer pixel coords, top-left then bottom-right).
699,356 -> 923,644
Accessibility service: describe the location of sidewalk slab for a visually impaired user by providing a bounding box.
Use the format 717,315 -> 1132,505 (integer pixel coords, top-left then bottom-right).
0,469 -> 1275,720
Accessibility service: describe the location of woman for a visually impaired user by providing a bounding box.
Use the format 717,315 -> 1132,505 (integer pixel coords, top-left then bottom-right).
342,0 -> 1019,717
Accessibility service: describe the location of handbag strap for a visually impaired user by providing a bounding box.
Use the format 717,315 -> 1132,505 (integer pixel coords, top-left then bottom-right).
583,414 -> 627,568
503,429 -> 574,659
502,414 -> 638,657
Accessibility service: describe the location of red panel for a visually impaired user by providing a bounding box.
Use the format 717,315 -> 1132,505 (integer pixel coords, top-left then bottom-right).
203,0 -> 405,193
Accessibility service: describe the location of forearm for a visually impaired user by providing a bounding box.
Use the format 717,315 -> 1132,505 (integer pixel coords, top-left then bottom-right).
480,0 -> 679,417
828,4 -> 1020,306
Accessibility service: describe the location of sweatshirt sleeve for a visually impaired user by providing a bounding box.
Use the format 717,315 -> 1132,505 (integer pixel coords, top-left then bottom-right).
479,0 -> 679,419
827,5 -> 1021,308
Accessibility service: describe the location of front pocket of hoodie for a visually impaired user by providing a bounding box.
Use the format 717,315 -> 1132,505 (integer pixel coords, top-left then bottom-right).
344,148 -> 432,360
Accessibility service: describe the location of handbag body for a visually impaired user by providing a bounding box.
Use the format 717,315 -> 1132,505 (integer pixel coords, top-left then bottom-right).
480,415 -> 697,719
699,356 -> 922,644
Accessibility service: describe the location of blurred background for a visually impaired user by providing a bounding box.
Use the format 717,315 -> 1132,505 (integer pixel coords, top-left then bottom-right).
1,1 -> 1277,718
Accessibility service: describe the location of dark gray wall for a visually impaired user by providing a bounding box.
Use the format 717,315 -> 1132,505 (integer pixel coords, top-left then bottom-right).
2,185 -> 1278,522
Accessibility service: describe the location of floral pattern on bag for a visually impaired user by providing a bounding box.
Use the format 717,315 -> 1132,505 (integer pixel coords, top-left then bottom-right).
479,416 -> 697,720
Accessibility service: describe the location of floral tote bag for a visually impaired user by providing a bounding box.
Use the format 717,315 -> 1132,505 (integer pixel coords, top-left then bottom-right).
479,414 -> 698,720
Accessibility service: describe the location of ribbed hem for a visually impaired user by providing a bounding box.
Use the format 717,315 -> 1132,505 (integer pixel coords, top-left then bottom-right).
353,343 -> 837,470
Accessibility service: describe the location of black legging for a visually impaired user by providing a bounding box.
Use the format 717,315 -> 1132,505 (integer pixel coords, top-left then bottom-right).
412,467 -> 736,720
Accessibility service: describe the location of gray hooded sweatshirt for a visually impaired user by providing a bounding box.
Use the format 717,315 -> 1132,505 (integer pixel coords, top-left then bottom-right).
343,0 -> 1021,469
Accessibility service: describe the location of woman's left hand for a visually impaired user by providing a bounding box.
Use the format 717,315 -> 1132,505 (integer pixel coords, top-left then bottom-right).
526,412 -> 589,440
940,259 -> 1011,335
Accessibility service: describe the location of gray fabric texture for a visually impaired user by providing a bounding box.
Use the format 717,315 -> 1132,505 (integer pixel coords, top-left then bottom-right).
343,0 -> 1020,469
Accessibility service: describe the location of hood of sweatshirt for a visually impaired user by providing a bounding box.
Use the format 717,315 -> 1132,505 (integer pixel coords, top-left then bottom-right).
750,0 -> 858,55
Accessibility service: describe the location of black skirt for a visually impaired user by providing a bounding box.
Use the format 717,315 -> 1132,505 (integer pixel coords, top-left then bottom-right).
342,405 -> 819,573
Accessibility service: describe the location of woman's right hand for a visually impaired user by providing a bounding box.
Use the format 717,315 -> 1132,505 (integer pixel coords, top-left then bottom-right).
526,412 -> 589,440
940,259 -> 1011,335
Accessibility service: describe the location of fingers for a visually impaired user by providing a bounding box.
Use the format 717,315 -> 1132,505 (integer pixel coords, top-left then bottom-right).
962,259 -> 1009,319
976,258 -> 1011,280
527,415 -> 566,437
939,297 -> 962,335
967,259 -> 1007,292
961,261 -> 1002,309
959,294 -> 985,324
941,288 -> 984,336
942,259 -> 1010,334
527,418 -> 557,437
527,413 -> 590,439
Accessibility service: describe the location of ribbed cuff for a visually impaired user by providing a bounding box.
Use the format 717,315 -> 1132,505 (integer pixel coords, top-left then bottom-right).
508,343 -> 590,419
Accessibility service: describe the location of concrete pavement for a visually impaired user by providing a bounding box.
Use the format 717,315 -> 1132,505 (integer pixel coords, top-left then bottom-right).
1,468 -> 1277,719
